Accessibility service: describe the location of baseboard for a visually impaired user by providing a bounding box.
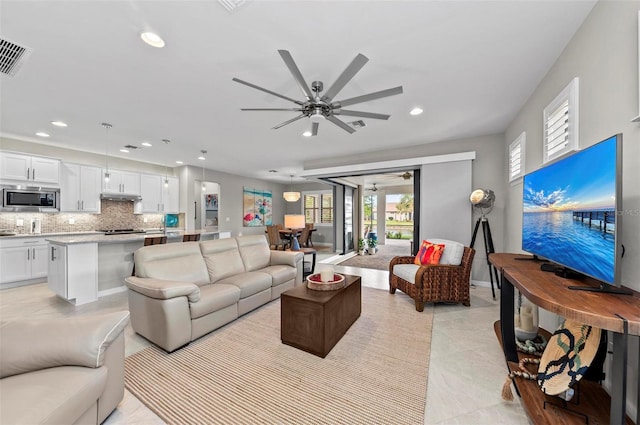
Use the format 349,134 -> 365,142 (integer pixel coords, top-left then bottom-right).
320,252 -> 356,265
98,286 -> 128,298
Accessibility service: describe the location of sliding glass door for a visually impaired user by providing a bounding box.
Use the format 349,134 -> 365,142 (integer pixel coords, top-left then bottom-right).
343,186 -> 355,254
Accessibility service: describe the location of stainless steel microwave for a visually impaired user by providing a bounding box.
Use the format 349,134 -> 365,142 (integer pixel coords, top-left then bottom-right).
1,186 -> 60,212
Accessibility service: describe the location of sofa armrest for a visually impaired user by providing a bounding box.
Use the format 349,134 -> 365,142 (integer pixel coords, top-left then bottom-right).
0,311 -> 129,379
270,250 -> 303,267
125,276 -> 201,303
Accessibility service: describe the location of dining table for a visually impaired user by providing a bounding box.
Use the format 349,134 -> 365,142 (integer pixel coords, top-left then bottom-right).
274,228 -> 317,247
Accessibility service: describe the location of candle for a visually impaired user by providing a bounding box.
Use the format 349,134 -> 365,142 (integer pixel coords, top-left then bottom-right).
520,312 -> 534,332
320,269 -> 333,282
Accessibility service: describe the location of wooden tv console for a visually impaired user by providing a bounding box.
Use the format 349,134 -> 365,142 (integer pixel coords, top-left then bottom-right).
489,253 -> 640,425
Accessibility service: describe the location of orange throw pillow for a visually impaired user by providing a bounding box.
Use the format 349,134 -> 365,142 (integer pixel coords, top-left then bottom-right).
414,240 -> 445,265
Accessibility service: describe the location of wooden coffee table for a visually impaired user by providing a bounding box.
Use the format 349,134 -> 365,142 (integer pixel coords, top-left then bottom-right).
281,274 -> 361,358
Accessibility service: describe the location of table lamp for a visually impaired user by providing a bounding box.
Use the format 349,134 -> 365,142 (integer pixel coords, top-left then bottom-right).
284,214 -> 305,251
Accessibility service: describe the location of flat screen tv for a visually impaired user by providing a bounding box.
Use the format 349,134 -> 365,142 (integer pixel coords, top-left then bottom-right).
521,133 -> 630,294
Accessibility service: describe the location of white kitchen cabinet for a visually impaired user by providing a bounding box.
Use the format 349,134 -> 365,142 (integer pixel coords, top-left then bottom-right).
0,237 -> 49,286
139,175 -> 180,213
0,152 -> 60,185
60,163 -> 102,212
102,169 -> 140,195
139,174 -> 163,212
48,242 -> 98,305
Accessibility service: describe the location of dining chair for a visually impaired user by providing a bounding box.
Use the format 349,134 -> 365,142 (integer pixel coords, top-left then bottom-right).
304,223 -> 314,247
266,225 -> 289,250
298,227 -> 311,248
182,234 -> 200,242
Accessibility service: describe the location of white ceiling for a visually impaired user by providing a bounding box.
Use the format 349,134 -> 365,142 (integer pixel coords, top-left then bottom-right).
0,1 -> 596,183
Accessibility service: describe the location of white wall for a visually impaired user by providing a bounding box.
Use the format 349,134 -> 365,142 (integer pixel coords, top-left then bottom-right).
504,1 -> 640,419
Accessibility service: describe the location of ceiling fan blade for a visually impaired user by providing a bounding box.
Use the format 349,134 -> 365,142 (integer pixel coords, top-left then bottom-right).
326,115 -> 356,134
321,53 -> 369,103
334,110 -> 390,120
311,122 -> 319,136
278,50 -> 314,101
272,114 -> 307,130
332,86 -> 403,108
241,108 -> 304,111
232,77 -> 304,105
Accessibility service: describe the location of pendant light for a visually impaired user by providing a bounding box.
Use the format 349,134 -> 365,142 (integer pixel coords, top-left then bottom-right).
200,150 -> 207,191
283,174 -> 301,202
102,123 -> 112,183
162,139 -> 171,187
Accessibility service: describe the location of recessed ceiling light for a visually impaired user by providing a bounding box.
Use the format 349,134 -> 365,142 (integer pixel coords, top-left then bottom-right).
302,131 -> 312,137
141,142 -> 152,147
175,160 -> 183,164
140,32 -> 165,48
35,132 -> 50,137
198,156 -> 206,160
50,121 -> 67,127
120,148 -> 129,153
410,107 -> 423,116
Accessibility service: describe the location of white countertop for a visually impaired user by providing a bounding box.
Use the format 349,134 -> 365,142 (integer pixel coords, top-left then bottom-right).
45,229 -> 221,245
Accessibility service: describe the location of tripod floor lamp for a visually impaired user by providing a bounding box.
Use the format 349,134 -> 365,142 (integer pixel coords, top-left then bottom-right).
469,188 -> 500,300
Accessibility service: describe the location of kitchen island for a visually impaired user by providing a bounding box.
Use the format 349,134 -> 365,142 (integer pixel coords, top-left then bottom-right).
45,229 -> 228,305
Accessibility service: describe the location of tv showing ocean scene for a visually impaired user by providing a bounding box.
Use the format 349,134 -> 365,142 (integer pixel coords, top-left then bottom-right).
522,135 -> 620,284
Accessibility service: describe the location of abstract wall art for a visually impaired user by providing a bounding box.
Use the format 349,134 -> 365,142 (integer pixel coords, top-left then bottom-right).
243,187 -> 272,227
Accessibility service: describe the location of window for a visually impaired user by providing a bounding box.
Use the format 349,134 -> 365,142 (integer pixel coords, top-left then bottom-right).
303,191 -> 333,225
508,132 -> 526,182
543,77 -> 579,163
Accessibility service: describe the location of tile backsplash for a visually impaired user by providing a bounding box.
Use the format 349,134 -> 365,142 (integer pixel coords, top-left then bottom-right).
0,200 -> 183,234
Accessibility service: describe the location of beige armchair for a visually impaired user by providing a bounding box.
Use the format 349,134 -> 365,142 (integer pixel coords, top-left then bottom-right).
389,241 -> 475,311
0,311 -> 130,424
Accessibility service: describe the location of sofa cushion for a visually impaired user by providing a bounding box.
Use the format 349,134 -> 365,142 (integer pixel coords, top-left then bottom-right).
135,242 -> 210,285
0,366 -> 107,425
217,272 -> 272,298
260,264 -> 297,286
200,238 -> 246,283
393,264 -> 420,284
1,311 -> 130,379
189,284 -> 241,319
427,239 -> 465,265
237,235 -> 271,271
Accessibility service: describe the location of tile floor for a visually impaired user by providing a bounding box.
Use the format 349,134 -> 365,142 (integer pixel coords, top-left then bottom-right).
0,263 -> 529,424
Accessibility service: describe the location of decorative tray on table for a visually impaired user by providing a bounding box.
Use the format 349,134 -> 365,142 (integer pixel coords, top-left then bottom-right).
307,273 -> 346,291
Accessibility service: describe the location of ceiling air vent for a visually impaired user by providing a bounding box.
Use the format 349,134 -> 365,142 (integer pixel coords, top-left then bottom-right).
0,38 -> 32,77
218,0 -> 248,13
123,145 -> 140,150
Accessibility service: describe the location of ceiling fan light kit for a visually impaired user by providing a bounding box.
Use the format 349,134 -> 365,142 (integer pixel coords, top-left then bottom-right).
233,50 -> 403,136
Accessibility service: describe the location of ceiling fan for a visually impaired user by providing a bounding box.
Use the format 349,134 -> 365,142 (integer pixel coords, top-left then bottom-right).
232,50 -> 403,136
366,183 -> 379,192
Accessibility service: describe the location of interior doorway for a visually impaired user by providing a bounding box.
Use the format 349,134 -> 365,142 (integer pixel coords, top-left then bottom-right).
194,181 -> 220,231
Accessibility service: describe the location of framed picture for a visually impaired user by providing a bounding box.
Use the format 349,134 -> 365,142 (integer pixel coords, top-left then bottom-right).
205,193 -> 218,211
243,187 -> 272,227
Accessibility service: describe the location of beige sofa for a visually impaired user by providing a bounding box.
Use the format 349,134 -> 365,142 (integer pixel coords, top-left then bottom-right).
0,311 -> 130,425
125,235 -> 303,352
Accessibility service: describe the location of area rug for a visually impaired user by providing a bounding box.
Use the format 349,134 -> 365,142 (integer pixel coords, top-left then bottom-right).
337,243 -> 411,271
124,286 -> 433,425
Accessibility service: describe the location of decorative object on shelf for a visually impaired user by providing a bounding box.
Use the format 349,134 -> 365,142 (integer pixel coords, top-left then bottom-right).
501,357 -> 541,401
243,187 -> 272,227
515,334 -> 548,357
307,272 -> 345,291
537,319 -> 602,396
284,214 -> 305,251
283,175 -> 300,202
514,291 -> 539,341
